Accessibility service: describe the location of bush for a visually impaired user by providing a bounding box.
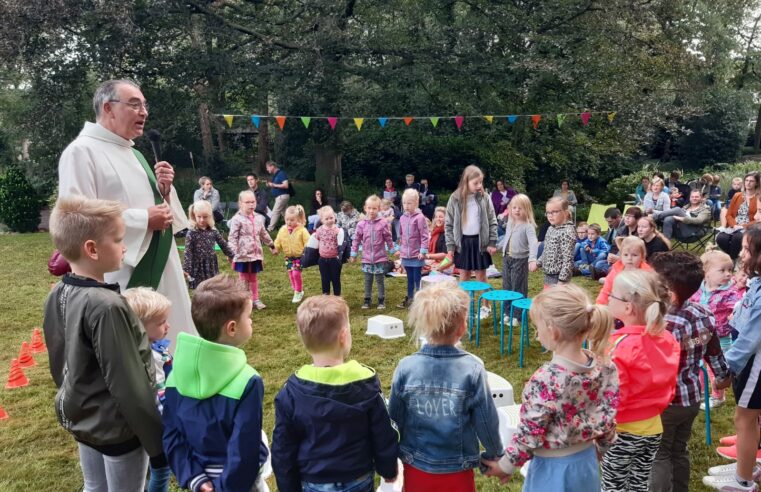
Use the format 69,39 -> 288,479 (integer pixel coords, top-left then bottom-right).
0,165 -> 43,232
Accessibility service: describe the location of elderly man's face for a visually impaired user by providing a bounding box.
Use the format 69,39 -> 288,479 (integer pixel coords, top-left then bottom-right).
101,83 -> 148,140
266,164 -> 276,175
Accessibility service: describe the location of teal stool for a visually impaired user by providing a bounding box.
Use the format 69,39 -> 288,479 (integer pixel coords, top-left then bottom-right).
476,290 -> 524,352
510,298 -> 533,368
460,281 -> 492,340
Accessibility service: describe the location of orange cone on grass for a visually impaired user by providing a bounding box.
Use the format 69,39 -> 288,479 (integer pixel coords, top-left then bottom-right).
0,404 -> 7,420
30,328 -> 46,354
5,359 -> 29,389
17,342 -> 35,368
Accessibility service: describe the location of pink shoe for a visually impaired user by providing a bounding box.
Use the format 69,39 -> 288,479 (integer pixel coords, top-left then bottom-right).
720,435 -> 738,446
717,445 -> 761,462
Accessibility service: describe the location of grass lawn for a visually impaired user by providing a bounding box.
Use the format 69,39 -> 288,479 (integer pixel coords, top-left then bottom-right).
0,232 -> 737,491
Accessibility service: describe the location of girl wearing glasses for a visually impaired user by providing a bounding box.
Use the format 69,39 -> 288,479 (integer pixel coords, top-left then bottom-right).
536,197 -> 576,288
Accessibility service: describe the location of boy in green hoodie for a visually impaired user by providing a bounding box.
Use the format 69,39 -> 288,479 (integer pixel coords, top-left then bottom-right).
162,275 -> 268,492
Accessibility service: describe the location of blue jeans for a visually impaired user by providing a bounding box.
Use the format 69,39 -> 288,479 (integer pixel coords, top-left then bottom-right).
594,258 -> 612,276
578,249 -> 606,266
78,443 -> 148,492
147,464 -> 171,492
406,266 -> 422,298
302,473 -> 374,492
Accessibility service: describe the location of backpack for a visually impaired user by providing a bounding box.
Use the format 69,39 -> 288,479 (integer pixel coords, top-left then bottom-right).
287,181 -> 296,197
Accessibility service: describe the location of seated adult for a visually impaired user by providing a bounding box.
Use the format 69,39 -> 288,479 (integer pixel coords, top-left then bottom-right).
637,216 -> 670,257
552,179 -> 578,217
605,207 -> 643,268
716,172 -> 759,259
653,172 -> 671,194
635,176 -> 650,205
658,189 -> 711,239
643,177 -> 669,216
419,178 -> 436,219
424,206 -> 454,274
336,200 -> 360,241
308,188 -> 326,232
193,176 -> 224,223
381,178 -> 400,208
403,174 -> 421,192
491,179 -> 517,217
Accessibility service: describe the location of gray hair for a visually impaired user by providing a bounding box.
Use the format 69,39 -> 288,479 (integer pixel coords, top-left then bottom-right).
93,79 -> 140,119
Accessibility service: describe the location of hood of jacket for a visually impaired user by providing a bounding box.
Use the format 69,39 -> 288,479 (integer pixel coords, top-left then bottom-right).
285,360 -> 380,414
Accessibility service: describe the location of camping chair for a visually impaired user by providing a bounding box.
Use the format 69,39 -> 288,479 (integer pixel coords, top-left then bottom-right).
671,223 -> 715,252
584,203 -> 616,231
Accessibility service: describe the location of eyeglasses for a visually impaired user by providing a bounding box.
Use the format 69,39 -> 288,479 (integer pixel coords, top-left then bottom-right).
545,210 -> 564,216
608,293 -> 629,303
109,100 -> 149,112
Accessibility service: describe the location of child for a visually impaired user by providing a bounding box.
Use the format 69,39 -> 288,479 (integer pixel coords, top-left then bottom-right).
228,190 -> 276,310
388,282 -> 504,491
482,284 -> 618,491
183,200 -> 235,289
575,223 -> 610,277
123,287 -> 173,492
274,205 -> 310,303
601,270 -> 680,492
379,198 -> 396,235
336,200 -> 360,241
596,236 -> 652,305
536,196 -> 576,287
313,205 -> 345,295
574,222 -> 588,264
726,176 -> 743,207
351,195 -> 394,309
646,251 -> 730,492
703,225 -> 761,491
397,188 -> 430,308
444,165 -> 498,286
500,194 -> 538,316
162,275 -> 268,492
43,195 -> 165,490
689,249 -> 742,408
272,295 -> 399,492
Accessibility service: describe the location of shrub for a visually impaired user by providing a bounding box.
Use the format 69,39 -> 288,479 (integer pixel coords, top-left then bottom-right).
0,165 -> 43,232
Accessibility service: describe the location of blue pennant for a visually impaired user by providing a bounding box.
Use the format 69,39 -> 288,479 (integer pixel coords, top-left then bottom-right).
378,117 -> 388,128
251,115 -> 261,128
507,115 -> 518,124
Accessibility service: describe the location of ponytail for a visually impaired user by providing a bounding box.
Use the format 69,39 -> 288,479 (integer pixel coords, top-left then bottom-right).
612,270 -> 670,336
586,304 -> 614,359
644,298 -> 667,336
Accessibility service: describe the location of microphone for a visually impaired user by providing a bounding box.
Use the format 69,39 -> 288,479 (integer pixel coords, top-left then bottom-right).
147,129 -> 161,163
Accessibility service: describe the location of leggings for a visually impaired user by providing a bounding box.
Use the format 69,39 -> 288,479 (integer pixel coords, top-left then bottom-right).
364,272 -> 386,303
601,432 -> 661,492
288,270 -> 303,292
406,266 -> 422,299
239,272 -> 260,301
318,257 -> 342,295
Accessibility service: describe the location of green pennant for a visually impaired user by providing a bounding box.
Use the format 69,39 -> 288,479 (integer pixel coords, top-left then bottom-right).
557,114 -> 567,127
430,117 -> 440,127
301,117 -> 311,128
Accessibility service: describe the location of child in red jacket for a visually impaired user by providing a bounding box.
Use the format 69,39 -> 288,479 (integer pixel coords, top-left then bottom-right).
601,270 -> 680,492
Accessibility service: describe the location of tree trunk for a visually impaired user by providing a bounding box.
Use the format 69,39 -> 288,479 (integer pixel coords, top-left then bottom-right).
196,99 -> 214,160
315,145 -> 344,207
753,103 -> 761,151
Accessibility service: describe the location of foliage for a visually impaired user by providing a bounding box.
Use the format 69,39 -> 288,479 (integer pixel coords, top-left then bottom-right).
0,165 -> 43,232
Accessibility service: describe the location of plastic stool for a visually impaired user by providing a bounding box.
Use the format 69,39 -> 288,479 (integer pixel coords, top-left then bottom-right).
700,362 -> 712,445
476,290 -> 524,351
510,298 -> 533,368
460,281 -> 492,340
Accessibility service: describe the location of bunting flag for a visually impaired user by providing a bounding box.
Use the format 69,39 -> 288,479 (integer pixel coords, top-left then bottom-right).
484,115 -> 494,124
454,116 -> 464,130
580,112 -> 591,126
378,117 -> 388,128
354,118 -> 364,130
430,117 -> 440,127
507,115 -> 518,124
608,111 -> 617,123
300,117 -> 311,128
250,115 -> 261,128
557,114 -> 566,127
403,117 -> 414,126
223,115 -> 234,128
531,114 -> 541,129
328,117 -> 338,130
276,116 -> 286,130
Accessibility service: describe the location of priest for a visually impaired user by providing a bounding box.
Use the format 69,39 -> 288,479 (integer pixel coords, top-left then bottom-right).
58,79 -> 196,344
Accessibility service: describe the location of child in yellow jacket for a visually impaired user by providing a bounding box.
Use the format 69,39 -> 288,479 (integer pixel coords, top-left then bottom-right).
274,205 -> 311,303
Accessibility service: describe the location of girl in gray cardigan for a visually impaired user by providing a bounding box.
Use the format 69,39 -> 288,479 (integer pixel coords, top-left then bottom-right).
499,194 -> 539,301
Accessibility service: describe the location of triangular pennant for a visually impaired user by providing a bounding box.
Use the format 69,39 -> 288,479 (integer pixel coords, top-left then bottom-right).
484,115 -> 494,124
300,117 -> 311,128
223,115 -> 234,128
430,117 -> 440,127
507,115 -> 518,124
250,115 -> 261,128
608,112 -> 617,123
556,114 -> 566,127
531,114 -> 541,129
275,116 -> 286,130
454,116 -> 464,130
403,117 -> 414,126
353,118 -> 364,130
580,112 -> 591,126
327,117 -> 338,130
378,117 -> 388,128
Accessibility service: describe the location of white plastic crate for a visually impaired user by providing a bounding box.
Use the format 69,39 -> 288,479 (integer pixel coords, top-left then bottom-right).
366,315 -> 405,339
486,371 -> 515,408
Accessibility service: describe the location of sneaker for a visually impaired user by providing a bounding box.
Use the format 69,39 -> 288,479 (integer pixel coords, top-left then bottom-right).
361,301 -> 370,309
396,297 -> 410,309
721,435 -> 739,446
702,474 -> 758,491
598,276 -> 606,284
708,463 -> 761,481
292,291 -> 304,303
253,300 -> 266,310
503,315 -> 520,327
377,303 -> 386,310
479,305 -> 491,320
701,396 -> 726,411
717,445 -> 761,462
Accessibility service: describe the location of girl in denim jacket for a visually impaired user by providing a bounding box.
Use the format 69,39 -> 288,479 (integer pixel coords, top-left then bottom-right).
388,283 -> 503,492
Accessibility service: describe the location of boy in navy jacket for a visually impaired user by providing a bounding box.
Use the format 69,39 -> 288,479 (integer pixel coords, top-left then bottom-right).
162,275 -> 267,492
272,295 -> 399,492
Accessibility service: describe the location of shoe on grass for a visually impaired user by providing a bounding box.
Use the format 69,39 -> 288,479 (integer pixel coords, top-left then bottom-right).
716,445 -> 761,462
292,291 -> 304,303
396,297 -> 410,309
701,396 -> 726,411
377,303 -> 386,310
361,301 -> 370,309
708,463 -> 761,481
253,300 -> 266,310
503,315 -> 520,327
720,435 -> 738,446
702,474 -> 758,491
479,305 -> 491,319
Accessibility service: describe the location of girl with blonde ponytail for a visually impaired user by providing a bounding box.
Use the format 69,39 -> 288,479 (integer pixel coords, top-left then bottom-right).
482,284 -> 618,491
600,270 -> 680,492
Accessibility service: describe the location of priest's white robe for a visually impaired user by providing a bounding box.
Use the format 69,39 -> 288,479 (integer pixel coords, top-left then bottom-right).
58,122 -> 196,345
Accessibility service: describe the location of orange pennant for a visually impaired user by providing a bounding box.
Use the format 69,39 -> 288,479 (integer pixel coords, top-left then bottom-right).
531,114 -> 541,129
403,117 -> 414,126
275,116 -> 286,130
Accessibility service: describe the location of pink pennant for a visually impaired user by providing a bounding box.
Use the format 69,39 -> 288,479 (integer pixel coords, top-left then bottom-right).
454,116 -> 464,130
327,117 -> 338,130
581,112 -> 591,126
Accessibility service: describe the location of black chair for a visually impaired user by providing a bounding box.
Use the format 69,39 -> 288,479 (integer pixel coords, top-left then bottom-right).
671,223 -> 715,252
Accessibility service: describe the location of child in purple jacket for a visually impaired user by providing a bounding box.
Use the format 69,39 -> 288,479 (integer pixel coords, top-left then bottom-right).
397,189 -> 431,308
351,195 -> 394,310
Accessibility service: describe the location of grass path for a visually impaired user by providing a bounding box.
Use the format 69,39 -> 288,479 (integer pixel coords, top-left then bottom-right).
0,233 -> 737,490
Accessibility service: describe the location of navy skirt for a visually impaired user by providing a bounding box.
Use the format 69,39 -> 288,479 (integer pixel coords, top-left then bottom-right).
455,235 -> 491,271
233,260 -> 263,274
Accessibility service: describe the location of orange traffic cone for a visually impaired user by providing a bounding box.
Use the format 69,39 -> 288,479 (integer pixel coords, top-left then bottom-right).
5,359 -> 29,389
0,404 -> 8,420
30,328 -> 46,354
17,342 -> 35,368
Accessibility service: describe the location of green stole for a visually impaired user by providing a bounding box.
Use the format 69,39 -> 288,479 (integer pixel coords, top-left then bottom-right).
127,149 -> 173,290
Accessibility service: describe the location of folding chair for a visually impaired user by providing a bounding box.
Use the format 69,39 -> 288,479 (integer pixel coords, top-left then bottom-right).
585,203 -> 616,231
671,224 -> 715,252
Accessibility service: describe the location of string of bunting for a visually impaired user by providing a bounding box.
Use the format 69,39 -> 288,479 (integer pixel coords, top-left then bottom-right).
217,111 -> 617,131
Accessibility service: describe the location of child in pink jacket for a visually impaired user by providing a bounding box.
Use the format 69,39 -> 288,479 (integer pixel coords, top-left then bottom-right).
351,195 -> 394,309
397,189 -> 430,308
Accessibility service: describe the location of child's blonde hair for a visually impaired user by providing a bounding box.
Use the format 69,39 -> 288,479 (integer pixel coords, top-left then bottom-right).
509,193 -> 536,227
700,248 -> 732,271
49,194 -> 124,262
285,205 -> 306,226
615,235 -> 647,259
123,287 -> 172,322
318,205 -> 335,220
531,283 -> 613,359
454,165 -> 484,225
577,222 -> 588,231
401,188 -> 420,205
408,282 -> 469,343
188,200 -> 215,229
547,196 -> 571,221
380,198 -> 393,209
296,295 -> 350,353
612,270 -> 670,335
238,189 -> 255,205
365,194 -> 382,209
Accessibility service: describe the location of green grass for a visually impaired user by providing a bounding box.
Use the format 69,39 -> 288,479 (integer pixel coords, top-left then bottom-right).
0,233 -> 737,491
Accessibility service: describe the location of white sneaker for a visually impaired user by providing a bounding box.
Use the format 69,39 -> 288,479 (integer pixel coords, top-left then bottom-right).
701,396 -> 726,411
503,315 -> 520,327
708,463 -> 761,481
479,305 -> 491,320
253,300 -> 266,310
598,276 -> 606,284
703,474 -> 758,491
293,291 -> 304,303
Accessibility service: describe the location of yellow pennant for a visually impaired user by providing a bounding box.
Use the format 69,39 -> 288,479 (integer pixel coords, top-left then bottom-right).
223,115 -> 234,128
354,118 -> 364,131
608,112 -> 617,123
484,115 -> 494,124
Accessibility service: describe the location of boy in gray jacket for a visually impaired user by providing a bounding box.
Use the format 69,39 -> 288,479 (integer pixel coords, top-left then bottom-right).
43,195 -> 165,491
